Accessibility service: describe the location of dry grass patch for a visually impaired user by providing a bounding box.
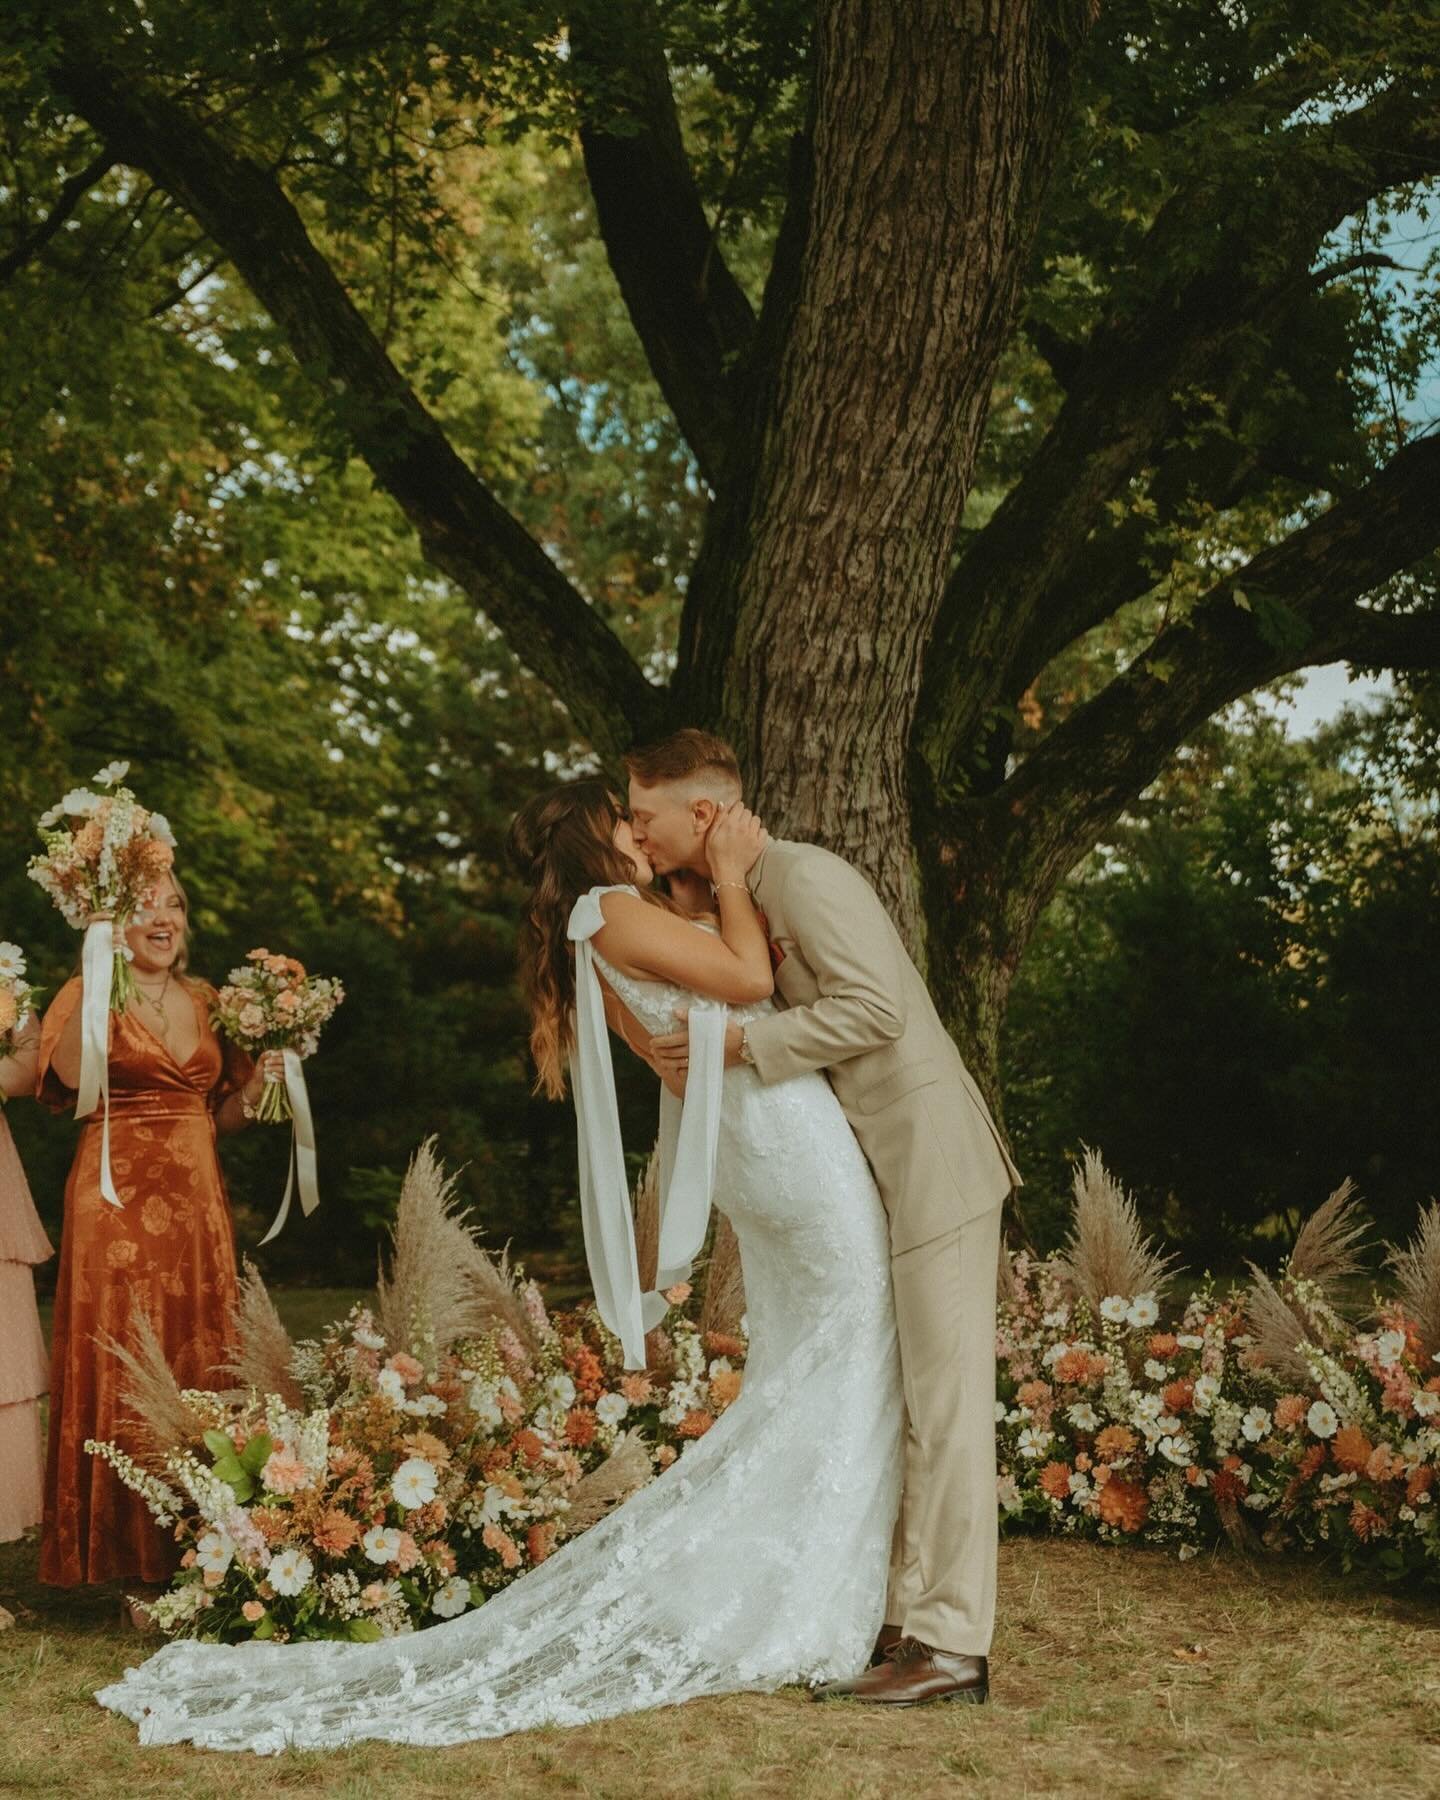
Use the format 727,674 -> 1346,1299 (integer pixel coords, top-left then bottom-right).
3,1533 -> 1438,1799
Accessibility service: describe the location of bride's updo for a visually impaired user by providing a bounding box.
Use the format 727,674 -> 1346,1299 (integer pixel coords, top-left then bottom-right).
508,779 -> 675,1100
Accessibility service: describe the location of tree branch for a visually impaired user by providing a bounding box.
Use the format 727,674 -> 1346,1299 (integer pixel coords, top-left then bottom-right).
1332,599 -> 1440,671
988,433 -> 1440,902
570,0 -> 755,490
0,149 -> 112,284
49,41 -> 663,758
915,79 -> 1440,793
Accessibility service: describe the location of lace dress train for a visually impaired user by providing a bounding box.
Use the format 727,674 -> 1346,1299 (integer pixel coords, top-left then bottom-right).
96,892 -> 902,1751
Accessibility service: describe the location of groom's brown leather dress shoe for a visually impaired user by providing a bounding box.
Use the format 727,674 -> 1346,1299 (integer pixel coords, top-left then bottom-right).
813,1639 -> 989,1706
869,1623 -> 905,1667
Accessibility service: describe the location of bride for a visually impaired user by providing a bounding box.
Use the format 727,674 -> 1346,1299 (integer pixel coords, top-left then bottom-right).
97,780 -> 902,1752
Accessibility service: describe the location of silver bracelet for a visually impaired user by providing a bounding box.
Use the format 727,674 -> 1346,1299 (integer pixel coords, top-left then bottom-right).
712,880 -> 749,894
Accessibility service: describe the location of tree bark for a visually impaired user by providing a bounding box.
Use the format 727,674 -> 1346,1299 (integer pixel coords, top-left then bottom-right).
687,0 -> 1089,946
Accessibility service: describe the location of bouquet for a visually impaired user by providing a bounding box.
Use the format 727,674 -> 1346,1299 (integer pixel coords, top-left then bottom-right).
27,760 -> 176,1014
212,950 -> 345,1124
0,941 -> 42,1096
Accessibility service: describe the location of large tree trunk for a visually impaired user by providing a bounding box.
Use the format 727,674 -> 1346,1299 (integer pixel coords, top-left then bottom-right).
682,1 -> 1089,948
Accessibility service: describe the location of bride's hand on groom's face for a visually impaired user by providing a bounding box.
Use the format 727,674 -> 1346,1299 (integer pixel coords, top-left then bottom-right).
705,802 -> 767,884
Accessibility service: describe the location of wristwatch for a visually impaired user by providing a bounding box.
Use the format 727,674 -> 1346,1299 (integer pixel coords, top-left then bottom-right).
737,1026 -> 756,1067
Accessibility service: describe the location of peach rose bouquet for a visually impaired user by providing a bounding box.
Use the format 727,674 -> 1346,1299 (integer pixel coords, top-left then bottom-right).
211,950 -> 345,1124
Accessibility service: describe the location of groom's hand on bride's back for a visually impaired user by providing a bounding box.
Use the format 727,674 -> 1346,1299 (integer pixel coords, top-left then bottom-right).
651,1007 -> 750,1092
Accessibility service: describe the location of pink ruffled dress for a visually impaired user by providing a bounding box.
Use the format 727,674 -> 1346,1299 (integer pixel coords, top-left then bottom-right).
0,1113 -> 54,1543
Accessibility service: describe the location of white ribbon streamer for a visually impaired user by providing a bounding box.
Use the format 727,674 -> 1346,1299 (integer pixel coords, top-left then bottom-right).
76,919 -> 120,1208
257,1049 -> 322,1246
567,884 -> 727,1369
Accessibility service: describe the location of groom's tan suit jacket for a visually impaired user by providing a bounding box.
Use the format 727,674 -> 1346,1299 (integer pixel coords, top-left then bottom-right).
742,838 -> 1019,1250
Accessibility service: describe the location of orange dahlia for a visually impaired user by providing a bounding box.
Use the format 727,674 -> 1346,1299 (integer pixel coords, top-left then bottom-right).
1097,1476 -> 1149,1532
1039,1461 -> 1072,1502
1094,1425 -> 1138,1461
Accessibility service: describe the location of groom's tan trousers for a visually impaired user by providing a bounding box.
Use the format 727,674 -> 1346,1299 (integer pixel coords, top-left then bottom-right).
884,1206 -> 1003,1655
743,838 -> 1020,1663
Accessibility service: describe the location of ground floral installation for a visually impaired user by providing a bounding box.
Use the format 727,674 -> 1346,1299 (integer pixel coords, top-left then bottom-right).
88,1143 -> 749,1643
996,1151 -> 1440,1586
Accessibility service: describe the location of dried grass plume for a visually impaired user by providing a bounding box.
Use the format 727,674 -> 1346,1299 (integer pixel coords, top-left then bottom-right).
97,1311 -> 206,1461
377,1138 -> 536,1362
1055,1148 -> 1178,1312
1243,1181 -> 1369,1381
699,1212 -> 746,1338
1387,1200 -> 1440,1363
223,1257 -> 304,1408
561,1432 -> 654,1536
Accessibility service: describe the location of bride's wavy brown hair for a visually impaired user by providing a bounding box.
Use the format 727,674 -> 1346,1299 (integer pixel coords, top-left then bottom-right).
508,779 -> 676,1099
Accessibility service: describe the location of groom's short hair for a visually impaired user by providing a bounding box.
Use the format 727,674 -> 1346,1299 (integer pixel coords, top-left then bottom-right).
624,728 -> 742,796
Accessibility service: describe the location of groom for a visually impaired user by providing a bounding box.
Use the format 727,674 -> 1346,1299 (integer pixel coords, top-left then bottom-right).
622,729 -> 1021,1707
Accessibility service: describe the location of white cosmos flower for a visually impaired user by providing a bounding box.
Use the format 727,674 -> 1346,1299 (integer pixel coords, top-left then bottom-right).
0,942 -> 25,978
469,1384 -> 503,1430
60,787 -> 101,818
93,760 -> 130,788
1133,1393 -> 1164,1421
362,1526 -> 402,1564
994,1401 -> 1008,1423
1017,1426 -> 1053,1459
38,804 -> 63,829
194,1531 -> 234,1575
1159,1435 -> 1194,1466
1375,1330 -> 1408,1368
147,811 -> 175,847
1126,1294 -> 1159,1328
353,1323 -> 386,1351
596,1393 -> 629,1427
1067,1402 -> 1100,1431
996,1474 -> 1022,1512
431,1575 -> 470,1619
1041,1308 -> 1069,1329
545,1373 -> 577,1408
1307,1401 -> 1339,1438
391,1457 -> 439,1510
1144,1359 -> 1170,1381
1241,1406 -> 1272,1442
402,1393 -> 447,1418
1177,1334 -> 1204,1350
377,1368 -> 406,1406
1099,1295 -> 1130,1325
267,1548 -> 314,1596
1412,1390 -> 1440,1418
1192,1374 -> 1221,1412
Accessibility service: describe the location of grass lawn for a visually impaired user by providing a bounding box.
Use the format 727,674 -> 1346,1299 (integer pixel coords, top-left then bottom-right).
3,1531 -> 1438,1798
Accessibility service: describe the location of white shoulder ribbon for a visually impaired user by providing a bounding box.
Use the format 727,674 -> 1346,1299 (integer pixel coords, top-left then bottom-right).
567,885 -> 727,1370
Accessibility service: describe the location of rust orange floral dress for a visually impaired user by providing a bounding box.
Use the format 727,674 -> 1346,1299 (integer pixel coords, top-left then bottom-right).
36,976 -> 252,1587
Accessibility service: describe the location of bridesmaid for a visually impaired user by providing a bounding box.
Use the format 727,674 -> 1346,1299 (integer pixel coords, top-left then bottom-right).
0,1009 -> 54,1546
36,875 -> 283,1593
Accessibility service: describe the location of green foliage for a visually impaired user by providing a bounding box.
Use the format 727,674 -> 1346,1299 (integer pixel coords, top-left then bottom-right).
1004,699 -> 1440,1262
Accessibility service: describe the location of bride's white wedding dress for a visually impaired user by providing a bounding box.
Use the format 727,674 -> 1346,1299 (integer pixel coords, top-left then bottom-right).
97,888 -> 902,1752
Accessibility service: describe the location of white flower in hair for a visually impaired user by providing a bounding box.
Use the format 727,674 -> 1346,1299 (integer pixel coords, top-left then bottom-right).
94,761 -> 131,788
0,942 -> 25,978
